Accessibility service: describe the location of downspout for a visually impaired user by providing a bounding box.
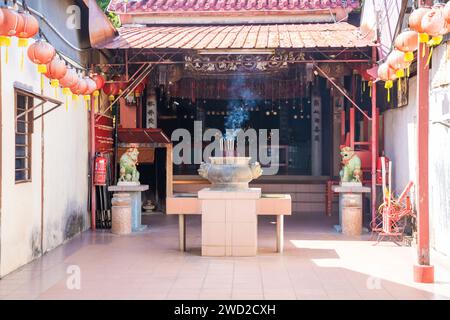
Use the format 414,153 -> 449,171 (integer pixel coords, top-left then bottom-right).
90,97 -> 96,230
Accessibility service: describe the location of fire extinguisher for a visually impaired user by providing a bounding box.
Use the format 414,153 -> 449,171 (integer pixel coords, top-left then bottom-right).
94,153 -> 107,186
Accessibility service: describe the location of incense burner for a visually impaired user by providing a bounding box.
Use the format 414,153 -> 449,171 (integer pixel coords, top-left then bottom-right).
198,157 -> 263,190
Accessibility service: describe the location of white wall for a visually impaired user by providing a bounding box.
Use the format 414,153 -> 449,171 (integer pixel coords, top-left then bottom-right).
0,38 -> 90,277
383,43 -> 450,257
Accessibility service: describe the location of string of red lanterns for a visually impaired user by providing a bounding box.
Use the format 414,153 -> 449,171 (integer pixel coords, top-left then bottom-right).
377,2 -> 450,102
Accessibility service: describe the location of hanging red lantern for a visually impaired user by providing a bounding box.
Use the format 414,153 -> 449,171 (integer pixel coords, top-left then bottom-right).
394,30 -> 418,62
103,82 -> 119,101
113,74 -> 128,92
17,11 -> 39,45
44,56 -> 67,97
409,7 -> 430,34
45,56 -> 67,80
27,39 -> 56,90
0,7 -> 23,36
59,68 -> 78,88
73,77 -> 88,95
134,82 -> 145,97
27,39 -> 55,70
0,7 -> 24,64
377,63 -> 397,102
421,5 -> 446,37
387,50 -> 410,72
91,73 -> 105,90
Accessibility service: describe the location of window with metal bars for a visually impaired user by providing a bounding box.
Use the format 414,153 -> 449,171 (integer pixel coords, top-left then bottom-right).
15,90 -> 34,183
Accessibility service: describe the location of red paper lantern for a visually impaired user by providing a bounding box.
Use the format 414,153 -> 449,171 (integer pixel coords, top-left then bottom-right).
85,77 -> 98,95
409,7 -> 430,33
91,73 -> 105,90
113,74 -> 128,91
377,63 -> 396,81
394,30 -> 419,53
27,39 -> 55,66
387,50 -> 410,71
102,82 -> 119,96
134,82 -> 145,97
44,57 -> 67,80
59,68 -> 78,88
70,77 -> 87,95
421,5 -> 446,37
18,12 -> 39,39
0,7 -> 24,37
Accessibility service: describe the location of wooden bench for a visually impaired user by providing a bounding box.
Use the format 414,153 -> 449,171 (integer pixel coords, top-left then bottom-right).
166,193 -> 292,253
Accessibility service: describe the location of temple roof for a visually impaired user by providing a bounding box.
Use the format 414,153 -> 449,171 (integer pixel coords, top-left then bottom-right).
107,0 -> 360,14
102,22 -> 372,50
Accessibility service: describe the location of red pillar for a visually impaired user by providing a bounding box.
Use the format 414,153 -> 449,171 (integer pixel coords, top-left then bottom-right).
414,1 -> 434,283
90,97 -> 96,231
371,46 -> 378,230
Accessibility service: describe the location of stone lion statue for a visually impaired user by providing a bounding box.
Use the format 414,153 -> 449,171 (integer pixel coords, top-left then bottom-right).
119,147 -> 140,183
339,145 -> 362,183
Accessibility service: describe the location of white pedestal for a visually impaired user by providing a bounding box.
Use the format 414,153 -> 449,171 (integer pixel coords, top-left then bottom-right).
198,188 -> 261,257
332,184 -> 370,236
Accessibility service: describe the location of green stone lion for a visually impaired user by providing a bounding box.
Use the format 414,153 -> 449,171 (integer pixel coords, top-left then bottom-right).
339,145 -> 362,183
119,147 -> 140,183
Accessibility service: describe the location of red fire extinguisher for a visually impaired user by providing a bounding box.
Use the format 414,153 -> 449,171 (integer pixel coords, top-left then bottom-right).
94,153 -> 107,186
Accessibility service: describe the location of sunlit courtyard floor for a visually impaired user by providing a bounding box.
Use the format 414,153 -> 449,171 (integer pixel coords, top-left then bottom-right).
1,212 -> 450,300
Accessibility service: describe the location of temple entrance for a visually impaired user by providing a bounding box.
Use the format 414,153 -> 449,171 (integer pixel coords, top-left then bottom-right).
156,68 -> 333,178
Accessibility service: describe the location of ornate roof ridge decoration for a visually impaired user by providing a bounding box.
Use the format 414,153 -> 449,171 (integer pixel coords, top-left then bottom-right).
107,0 -> 360,14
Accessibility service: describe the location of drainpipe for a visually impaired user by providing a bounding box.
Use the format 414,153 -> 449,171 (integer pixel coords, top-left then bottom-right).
414,0 -> 434,283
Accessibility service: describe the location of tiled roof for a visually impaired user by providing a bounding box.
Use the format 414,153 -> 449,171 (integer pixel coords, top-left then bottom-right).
107,0 -> 360,14
102,22 -> 372,49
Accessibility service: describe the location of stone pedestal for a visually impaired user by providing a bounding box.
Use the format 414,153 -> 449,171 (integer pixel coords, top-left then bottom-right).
332,183 -> 370,236
108,184 -> 149,232
198,188 -> 261,257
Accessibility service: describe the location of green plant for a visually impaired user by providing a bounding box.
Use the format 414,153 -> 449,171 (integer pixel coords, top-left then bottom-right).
96,0 -> 121,28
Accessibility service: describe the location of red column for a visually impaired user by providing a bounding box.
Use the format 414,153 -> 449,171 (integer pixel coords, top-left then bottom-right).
90,97 -> 96,231
414,0 -> 434,283
370,80 -> 377,230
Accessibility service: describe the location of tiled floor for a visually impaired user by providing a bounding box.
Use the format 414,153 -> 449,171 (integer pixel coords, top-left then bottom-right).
1,213 -> 450,300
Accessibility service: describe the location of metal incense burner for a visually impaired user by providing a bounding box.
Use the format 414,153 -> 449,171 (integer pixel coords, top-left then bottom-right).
198,136 -> 263,189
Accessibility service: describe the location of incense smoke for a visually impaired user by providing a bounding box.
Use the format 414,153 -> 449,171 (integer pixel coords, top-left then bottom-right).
224,76 -> 257,138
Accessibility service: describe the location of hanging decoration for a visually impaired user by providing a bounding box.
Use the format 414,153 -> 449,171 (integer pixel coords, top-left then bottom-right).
44,56 -> 67,97
17,10 -> 38,69
112,74 -> 128,94
420,4 -> 447,65
387,50 -> 411,91
91,73 -> 105,112
394,30 -> 418,69
134,81 -> 145,98
377,63 -> 397,102
102,81 -> 119,102
84,77 -> 97,110
0,5 -> 23,64
59,68 -> 78,110
409,6 -> 431,57
27,39 -> 55,90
